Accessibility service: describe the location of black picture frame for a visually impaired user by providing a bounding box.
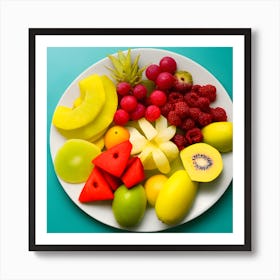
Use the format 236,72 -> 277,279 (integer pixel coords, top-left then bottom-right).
29,28 -> 251,251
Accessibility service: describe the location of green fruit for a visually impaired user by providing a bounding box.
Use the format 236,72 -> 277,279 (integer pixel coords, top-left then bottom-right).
57,75 -> 118,140
54,139 -> 101,183
52,74 -> 106,130
201,122 -> 233,153
180,143 -> 223,182
155,170 -> 198,225
112,184 -> 147,227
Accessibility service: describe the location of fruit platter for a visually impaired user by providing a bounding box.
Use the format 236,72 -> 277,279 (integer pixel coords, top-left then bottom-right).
49,48 -> 233,232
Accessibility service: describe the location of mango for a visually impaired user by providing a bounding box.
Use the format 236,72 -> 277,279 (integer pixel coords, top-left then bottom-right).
52,74 -> 106,130
155,170 -> 198,225
201,122 -> 233,153
57,75 -> 118,140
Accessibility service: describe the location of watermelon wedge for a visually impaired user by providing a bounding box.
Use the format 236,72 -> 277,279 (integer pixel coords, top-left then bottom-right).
79,167 -> 114,203
121,157 -> 145,188
92,140 -> 132,177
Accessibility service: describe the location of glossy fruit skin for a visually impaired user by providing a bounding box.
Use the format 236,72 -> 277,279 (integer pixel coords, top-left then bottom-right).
201,122 -> 233,152
54,139 -> 101,183
155,170 -> 198,225
145,64 -> 161,81
130,103 -> 146,121
144,174 -> 168,207
104,126 -> 130,149
113,109 -> 130,126
117,82 -> 131,96
159,56 -> 177,74
112,184 -> 147,227
120,95 -> 138,112
156,72 -> 174,90
145,105 -> 161,122
149,90 -> 167,107
133,84 -> 147,100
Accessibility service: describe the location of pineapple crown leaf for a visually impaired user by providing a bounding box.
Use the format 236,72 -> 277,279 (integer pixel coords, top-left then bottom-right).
106,49 -> 146,86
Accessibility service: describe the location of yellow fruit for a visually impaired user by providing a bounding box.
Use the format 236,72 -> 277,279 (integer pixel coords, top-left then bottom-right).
104,126 -> 130,149
57,75 -> 118,140
201,122 -> 233,153
180,143 -> 223,182
73,97 -> 83,108
52,74 -> 106,130
155,170 -> 198,225
144,174 -> 168,207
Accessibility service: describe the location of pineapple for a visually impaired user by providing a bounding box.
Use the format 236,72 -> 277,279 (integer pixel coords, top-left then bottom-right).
107,49 -> 146,87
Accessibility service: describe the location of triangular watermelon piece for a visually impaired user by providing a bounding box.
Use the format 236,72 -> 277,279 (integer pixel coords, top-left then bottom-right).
79,167 -> 114,203
121,157 -> 145,188
92,141 -> 132,177
100,169 -> 122,191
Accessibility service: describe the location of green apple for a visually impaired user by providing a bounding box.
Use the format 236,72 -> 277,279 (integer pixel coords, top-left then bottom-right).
54,139 -> 101,183
112,184 -> 147,227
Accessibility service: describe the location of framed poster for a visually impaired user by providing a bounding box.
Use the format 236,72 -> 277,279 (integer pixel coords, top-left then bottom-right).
29,28 -> 251,251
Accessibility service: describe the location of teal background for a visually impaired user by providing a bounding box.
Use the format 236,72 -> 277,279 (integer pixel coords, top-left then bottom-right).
47,47 -> 233,233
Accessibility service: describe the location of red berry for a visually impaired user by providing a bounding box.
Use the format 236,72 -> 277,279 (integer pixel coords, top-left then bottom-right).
159,56 -> 177,74
211,107 -> 228,121
120,95 -> 138,112
145,64 -> 161,81
184,91 -> 199,107
168,92 -> 184,104
113,109 -> 130,126
191,85 -> 201,93
130,103 -> 146,121
172,134 -> 187,150
198,112 -> 213,127
174,101 -> 189,118
167,111 -> 182,127
160,102 -> 175,117
156,72 -> 174,90
117,82 -> 131,96
196,97 -> 210,112
181,118 -> 195,131
189,107 -> 201,121
133,84 -> 147,100
145,105 -> 161,122
198,84 -> 217,102
185,128 -> 203,145
149,90 -> 167,107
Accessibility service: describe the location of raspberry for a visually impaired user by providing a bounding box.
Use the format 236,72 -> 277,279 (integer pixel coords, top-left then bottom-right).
160,102 -> 175,117
189,107 -> 201,121
211,107 -> 228,122
174,101 -> 189,118
172,134 -> 187,150
191,84 -> 201,93
185,128 -> 203,145
130,103 -> 146,121
184,91 -> 199,107
113,109 -> 130,126
145,64 -> 161,81
120,95 -> 138,112
145,105 -> 161,122
198,84 -> 217,102
168,92 -> 184,104
198,112 -> 213,127
149,90 -> 167,107
167,111 -> 182,127
181,118 -> 195,131
196,97 -> 210,112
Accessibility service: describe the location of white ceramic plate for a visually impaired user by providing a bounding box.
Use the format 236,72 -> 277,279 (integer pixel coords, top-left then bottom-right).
50,48 -> 233,232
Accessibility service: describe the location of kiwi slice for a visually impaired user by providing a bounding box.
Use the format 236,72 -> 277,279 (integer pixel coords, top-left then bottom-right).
180,143 -> 223,182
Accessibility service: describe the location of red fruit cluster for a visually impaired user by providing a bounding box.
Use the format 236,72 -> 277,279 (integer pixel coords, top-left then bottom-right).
163,84 -> 228,150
